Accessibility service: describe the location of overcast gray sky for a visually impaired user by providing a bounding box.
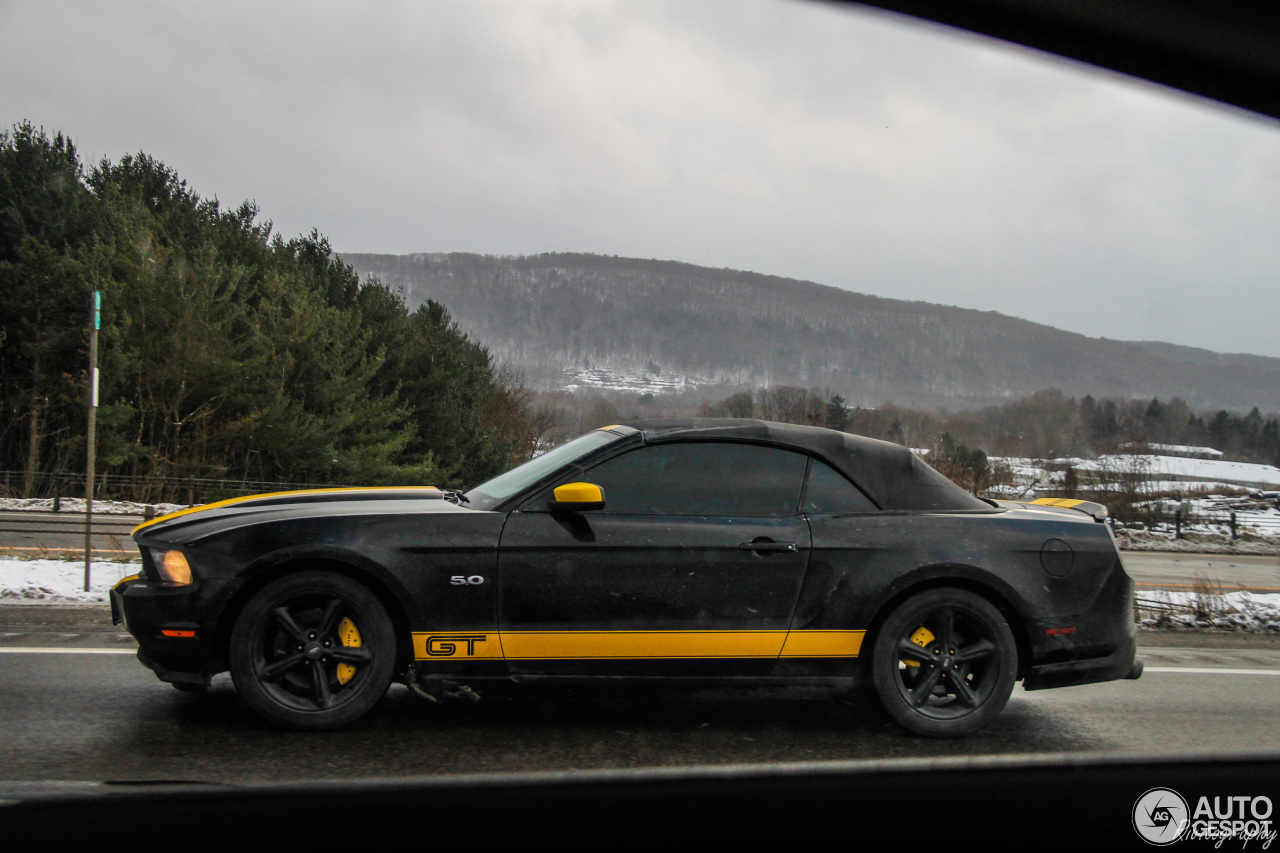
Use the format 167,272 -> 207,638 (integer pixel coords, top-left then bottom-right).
3,0 -> 1279,356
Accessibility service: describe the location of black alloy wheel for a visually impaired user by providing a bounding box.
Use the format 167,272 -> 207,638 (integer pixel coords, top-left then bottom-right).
229,570 -> 396,730
871,587 -> 1017,738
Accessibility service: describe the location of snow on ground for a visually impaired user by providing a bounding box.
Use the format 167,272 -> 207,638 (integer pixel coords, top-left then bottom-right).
1117,530 -> 1279,554
1139,443 -> 1223,458
0,558 -> 140,604
990,454 -> 1280,542
561,366 -> 698,394
1118,480 -> 1250,494
0,498 -> 186,515
1136,590 -> 1280,632
1080,454 -> 1280,489
991,455 -> 1268,498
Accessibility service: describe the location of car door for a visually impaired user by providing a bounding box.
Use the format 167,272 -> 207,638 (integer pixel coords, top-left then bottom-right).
778,457 -> 884,677
497,440 -> 812,677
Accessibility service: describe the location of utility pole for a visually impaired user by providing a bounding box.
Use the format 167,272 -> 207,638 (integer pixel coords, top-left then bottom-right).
84,291 -> 100,593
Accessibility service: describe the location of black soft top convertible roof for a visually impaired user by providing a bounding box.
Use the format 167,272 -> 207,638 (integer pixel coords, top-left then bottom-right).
621,418 -> 989,512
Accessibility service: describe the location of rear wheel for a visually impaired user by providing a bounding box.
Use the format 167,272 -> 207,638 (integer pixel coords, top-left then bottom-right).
871,587 -> 1017,737
229,571 -> 396,730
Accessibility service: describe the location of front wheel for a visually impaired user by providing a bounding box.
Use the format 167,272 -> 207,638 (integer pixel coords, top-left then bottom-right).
871,588 -> 1017,737
229,571 -> 396,730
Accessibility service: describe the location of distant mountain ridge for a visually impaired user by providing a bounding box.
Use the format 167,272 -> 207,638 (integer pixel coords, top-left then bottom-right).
340,252 -> 1280,411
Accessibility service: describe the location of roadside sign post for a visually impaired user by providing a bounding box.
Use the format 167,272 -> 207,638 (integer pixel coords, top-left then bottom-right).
84,291 -> 99,593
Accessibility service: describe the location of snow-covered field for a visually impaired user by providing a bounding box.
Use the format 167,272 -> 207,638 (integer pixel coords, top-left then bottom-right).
0,558 -> 140,604
993,453 -> 1280,495
562,365 -> 698,394
0,497 -> 186,515
558,363 -> 755,395
1136,589 -> 1280,632
1083,454 -> 1280,489
990,454 -> 1280,547
1116,530 -> 1279,555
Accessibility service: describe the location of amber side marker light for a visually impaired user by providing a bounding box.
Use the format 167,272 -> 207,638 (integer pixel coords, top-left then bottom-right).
161,629 -> 196,638
157,550 -> 193,585
1045,627 -> 1078,636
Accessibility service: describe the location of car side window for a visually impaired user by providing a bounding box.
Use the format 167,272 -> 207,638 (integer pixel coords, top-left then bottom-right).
576,441 -> 808,517
802,458 -> 878,514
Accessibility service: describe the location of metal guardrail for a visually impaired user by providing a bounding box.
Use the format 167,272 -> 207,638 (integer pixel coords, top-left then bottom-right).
1112,507 -> 1280,538
0,511 -> 138,528
0,470 -> 343,505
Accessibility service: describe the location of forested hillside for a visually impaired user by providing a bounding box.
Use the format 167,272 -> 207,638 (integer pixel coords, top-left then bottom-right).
343,252 -> 1280,412
0,124 -> 535,498
7,120 -> 1273,506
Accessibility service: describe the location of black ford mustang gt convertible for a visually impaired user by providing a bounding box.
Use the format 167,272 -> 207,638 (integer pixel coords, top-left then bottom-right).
113,418 -> 1141,736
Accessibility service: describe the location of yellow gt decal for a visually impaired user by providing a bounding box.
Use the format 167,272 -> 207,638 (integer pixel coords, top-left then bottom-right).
412,633 -> 505,659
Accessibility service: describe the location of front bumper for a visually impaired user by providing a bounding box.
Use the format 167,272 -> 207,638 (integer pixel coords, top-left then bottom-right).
111,574 -> 243,684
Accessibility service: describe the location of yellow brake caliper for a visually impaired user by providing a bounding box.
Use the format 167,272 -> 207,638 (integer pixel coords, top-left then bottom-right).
903,626 -> 935,668
336,617 -> 362,685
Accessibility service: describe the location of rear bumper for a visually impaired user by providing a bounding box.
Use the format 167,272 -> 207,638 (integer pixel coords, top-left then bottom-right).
1023,553 -> 1140,690
1024,633 -> 1142,690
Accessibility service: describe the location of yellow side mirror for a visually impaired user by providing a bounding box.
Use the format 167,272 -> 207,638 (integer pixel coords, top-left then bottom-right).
550,482 -> 606,512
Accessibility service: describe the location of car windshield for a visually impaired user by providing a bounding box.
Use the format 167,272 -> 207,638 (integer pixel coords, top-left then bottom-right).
4,0 -> 1280,816
465,429 -> 622,508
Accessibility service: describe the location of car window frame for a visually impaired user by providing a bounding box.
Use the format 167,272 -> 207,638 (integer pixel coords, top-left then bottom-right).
486,430 -> 643,513
517,437 -> 819,517
798,454 -> 883,514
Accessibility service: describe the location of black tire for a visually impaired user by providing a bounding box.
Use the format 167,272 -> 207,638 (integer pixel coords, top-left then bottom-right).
871,587 -> 1017,738
229,570 -> 396,730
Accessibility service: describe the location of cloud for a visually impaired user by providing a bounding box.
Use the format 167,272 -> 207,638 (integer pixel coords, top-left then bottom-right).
2,0 -> 1278,355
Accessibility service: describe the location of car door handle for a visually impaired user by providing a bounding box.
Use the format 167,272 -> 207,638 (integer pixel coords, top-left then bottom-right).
738,540 -> 798,553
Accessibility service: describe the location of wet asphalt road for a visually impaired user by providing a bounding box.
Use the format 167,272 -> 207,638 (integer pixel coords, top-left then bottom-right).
1121,551 -> 1280,591
2,614 -> 1279,784
0,545 -> 1275,788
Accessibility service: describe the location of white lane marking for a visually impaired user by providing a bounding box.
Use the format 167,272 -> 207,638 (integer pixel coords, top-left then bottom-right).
1146,666 -> 1280,676
0,647 -> 135,655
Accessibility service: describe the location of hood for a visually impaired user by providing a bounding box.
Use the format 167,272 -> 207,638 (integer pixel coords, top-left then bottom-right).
131,487 -> 451,539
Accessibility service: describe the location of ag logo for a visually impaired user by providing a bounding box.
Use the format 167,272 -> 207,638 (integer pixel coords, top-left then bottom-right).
425,634 -> 487,657
1133,787 -> 1189,845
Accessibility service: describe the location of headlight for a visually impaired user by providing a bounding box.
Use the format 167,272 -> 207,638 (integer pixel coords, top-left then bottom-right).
151,549 -> 193,585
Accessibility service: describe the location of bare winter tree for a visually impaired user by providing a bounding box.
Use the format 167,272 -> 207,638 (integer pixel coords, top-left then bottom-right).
755,386 -> 824,425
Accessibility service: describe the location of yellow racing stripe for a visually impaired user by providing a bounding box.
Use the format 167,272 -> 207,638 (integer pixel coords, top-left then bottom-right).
411,630 -> 865,661
131,486 -> 441,535
500,630 -> 787,660
779,630 -> 865,658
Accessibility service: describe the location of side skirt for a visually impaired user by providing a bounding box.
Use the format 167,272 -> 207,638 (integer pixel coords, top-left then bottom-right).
409,667 -> 864,694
